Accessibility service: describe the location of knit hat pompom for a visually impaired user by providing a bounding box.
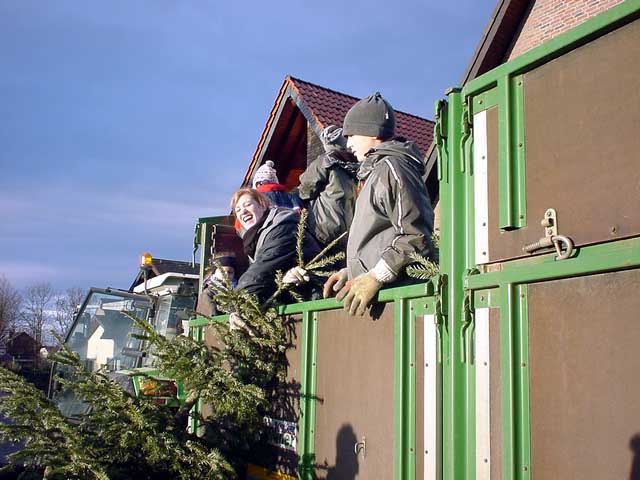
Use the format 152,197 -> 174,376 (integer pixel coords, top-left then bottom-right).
252,160 -> 279,187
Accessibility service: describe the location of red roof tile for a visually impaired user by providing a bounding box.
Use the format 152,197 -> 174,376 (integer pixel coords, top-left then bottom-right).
289,76 -> 434,155
243,76 -> 435,187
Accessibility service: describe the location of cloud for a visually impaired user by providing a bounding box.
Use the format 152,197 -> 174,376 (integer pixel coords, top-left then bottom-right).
0,182 -> 223,291
0,0 -> 499,295
0,257 -> 138,292
0,261 -> 80,288
0,182 -> 232,231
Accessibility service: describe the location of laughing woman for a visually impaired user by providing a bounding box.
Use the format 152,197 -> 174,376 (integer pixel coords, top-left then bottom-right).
231,188 -> 321,304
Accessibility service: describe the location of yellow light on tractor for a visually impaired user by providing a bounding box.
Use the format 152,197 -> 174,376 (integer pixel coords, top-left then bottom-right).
140,252 -> 153,269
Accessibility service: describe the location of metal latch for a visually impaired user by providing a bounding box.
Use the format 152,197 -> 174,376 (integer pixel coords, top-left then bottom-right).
433,274 -> 445,364
461,291 -> 474,363
523,208 -> 574,260
354,436 -> 366,459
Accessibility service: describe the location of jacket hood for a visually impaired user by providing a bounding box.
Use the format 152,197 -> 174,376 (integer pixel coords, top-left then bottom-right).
262,206 -> 299,230
358,138 -> 425,180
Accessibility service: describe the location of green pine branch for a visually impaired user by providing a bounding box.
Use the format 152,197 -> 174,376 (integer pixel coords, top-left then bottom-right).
0,292 -> 286,480
406,251 -> 440,280
405,231 -> 441,280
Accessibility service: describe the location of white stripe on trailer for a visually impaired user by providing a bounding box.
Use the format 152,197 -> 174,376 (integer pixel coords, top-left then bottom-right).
475,307 -> 491,480
423,314 -> 442,480
473,110 -> 489,265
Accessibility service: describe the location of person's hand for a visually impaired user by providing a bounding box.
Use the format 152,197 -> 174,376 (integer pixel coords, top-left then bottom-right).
323,268 -> 349,298
229,312 -> 246,331
229,312 -> 255,336
205,282 -> 216,299
282,266 -> 310,285
336,271 -> 382,316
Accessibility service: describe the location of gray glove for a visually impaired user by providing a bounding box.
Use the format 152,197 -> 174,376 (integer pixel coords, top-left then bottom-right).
322,268 -> 349,299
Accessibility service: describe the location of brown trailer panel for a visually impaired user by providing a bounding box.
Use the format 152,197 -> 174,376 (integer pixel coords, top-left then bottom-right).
528,269 -> 640,479
486,18 -> 640,263
313,304 -> 395,479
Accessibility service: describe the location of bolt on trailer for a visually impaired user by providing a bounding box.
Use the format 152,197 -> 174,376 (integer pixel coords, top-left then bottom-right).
190,2 -> 640,479
49,256 -> 199,417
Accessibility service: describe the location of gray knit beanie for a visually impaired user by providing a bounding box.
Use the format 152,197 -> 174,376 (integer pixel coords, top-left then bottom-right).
342,92 -> 396,140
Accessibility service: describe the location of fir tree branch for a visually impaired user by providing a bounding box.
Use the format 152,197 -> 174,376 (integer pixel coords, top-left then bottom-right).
303,230 -> 347,270
296,209 -> 308,267
405,252 -> 440,280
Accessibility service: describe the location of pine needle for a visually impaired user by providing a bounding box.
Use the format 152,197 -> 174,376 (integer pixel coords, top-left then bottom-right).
296,209 -> 308,267
406,252 -> 440,280
0,280 -> 288,479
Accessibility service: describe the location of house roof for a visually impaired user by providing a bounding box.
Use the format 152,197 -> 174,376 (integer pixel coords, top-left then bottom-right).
460,0 -> 531,84
289,77 -> 434,154
242,76 -> 435,188
9,331 -> 36,342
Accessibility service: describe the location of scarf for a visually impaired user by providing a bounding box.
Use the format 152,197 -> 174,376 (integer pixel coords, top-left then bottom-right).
242,211 -> 269,258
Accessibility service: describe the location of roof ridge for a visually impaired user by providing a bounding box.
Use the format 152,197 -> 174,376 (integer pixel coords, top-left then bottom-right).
288,75 -> 359,102
395,109 -> 435,124
243,76 -> 291,186
288,75 -> 434,123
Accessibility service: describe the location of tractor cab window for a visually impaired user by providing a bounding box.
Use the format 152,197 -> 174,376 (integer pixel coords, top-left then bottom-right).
65,291 -> 152,373
52,290 -> 152,418
152,294 -> 195,339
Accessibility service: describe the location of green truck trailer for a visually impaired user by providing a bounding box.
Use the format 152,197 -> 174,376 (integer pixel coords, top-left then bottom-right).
191,2 -> 640,479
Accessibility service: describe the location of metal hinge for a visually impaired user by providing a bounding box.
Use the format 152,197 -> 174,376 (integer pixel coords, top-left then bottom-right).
433,274 -> 446,363
460,99 -> 473,173
461,290 -> 475,364
432,274 -> 446,321
434,100 -> 447,182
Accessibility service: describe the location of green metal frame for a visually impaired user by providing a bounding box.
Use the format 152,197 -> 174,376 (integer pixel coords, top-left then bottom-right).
184,5 -> 640,478
436,3 -> 640,480
297,310 -> 318,480
464,0 -> 640,236
436,87 -> 474,480
466,236 -> 640,290
189,282 -> 438,480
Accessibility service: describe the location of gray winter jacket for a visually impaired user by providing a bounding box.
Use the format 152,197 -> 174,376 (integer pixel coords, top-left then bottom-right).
346,139 -> 434,281
298,148 -> 358,247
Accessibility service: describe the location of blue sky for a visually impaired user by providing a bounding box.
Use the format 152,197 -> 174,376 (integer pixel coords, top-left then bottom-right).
0,0 -> 496,292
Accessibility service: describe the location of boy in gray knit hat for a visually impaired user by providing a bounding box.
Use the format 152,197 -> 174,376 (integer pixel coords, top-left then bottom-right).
321,92 -> 435,316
